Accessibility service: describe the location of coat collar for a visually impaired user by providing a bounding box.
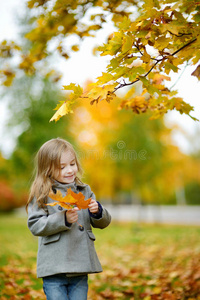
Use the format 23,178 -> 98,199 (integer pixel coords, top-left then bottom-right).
52,179 -> 86,192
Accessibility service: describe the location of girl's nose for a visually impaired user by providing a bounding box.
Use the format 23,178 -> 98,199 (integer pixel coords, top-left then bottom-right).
66,166 -> 73,173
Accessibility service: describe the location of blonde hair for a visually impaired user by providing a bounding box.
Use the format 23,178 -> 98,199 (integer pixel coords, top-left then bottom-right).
26,138 -> 83,211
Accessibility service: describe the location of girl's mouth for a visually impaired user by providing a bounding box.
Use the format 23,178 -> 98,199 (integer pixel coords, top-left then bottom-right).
65,175 -> 74,179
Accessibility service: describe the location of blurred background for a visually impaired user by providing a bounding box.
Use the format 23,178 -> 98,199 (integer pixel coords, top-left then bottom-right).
0,0 -> 200,223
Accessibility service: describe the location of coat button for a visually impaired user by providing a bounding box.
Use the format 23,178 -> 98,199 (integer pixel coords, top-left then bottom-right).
58,206 -> 63,211
79,225 -> 84,231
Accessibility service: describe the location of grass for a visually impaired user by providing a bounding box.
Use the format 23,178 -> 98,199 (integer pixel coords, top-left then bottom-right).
0,213 -> 200,299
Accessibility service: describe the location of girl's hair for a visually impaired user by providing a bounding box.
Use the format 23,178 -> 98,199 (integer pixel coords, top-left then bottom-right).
26,138 -> 83,211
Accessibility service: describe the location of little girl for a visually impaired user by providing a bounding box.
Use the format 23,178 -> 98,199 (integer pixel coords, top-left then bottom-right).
26,138 -> 111,300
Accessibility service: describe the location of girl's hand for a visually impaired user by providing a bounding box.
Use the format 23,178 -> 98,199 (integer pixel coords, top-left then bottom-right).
88,199 -> 99,214
66,207 -> 79,224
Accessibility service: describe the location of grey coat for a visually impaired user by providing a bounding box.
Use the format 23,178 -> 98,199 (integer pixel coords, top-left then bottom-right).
27,181 -> 111,278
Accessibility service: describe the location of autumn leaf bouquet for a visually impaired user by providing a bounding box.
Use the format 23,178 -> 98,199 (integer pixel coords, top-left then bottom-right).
46,188 -> 91,229
47,188 -> 91,210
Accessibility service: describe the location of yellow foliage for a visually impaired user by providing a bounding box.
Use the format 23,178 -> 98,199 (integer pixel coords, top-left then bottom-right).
1,0 -> 199,120
67,82 -> 200,203
50,101 -> 74,122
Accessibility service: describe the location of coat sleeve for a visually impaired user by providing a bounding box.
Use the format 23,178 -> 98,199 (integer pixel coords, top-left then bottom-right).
27,198 -> 71,237
87,185 -> 111,229
90,205 -> 111,229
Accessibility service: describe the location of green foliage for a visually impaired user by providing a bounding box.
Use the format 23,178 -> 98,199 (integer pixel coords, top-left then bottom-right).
185,182 -> 200,205
1,75 -> 74,206
108,112 -> 170,202
9,77 -> 70,166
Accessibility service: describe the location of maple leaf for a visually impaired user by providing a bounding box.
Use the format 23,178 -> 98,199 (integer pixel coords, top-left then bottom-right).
47,188 -> 91,210
49,101 -> 74,122
191,64 -> 200,80
50,84 -> 83,122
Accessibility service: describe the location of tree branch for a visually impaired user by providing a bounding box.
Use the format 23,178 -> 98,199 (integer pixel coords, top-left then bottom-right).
113,38 -> 197,93
168,31 -> 192,38
171,38 -> 197,56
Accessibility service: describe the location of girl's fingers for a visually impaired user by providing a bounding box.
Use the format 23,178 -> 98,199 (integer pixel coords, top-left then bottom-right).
73,207 -> 80,211
89,199 -> 95,205
66,209 -> 79,223
88,200 -> 99,213
71,216 -> 78,222
88,199 -> 96,208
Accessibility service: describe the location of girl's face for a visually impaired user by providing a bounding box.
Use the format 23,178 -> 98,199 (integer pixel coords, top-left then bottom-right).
54,150 -> 78,184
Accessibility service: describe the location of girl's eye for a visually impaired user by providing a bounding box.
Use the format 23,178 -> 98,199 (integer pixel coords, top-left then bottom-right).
70,163 -> 75,166
61,166 -> 65,170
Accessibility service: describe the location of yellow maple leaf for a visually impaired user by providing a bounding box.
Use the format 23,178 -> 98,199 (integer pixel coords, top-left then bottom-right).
50,101 -> 73,122
47,188 -> 91,210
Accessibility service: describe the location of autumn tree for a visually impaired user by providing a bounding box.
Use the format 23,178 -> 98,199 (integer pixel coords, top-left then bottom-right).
68,82 -> 200,205
0,0 -> 199,121
0,74 -> 75,210
0,0 -> 199,208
